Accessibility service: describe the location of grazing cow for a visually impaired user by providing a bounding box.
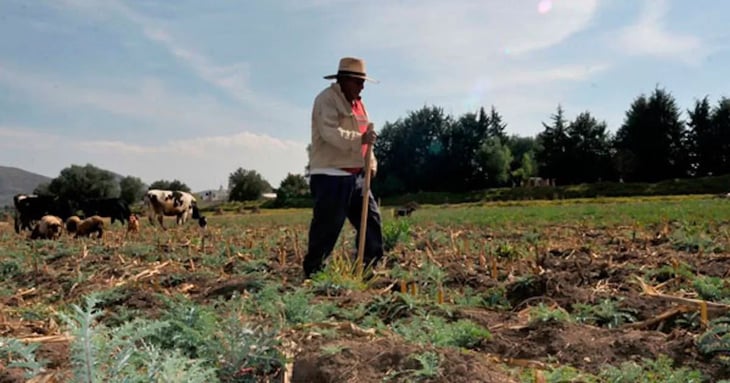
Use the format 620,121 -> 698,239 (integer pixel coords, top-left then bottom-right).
13,193 -> 36,233
79,198 -> 131,225
30,215 -> 64,240
394,206 -> 416,218
65,216 -> 82,233
14,194 -> 74,234
393,201 -> 419,218
127,214 -> 139,234
143,189 -> 200,229
67,215 -> 104,239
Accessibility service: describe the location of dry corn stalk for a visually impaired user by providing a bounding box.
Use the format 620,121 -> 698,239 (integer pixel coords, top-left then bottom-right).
491,256 -> 498,279
409,282 -> 418,296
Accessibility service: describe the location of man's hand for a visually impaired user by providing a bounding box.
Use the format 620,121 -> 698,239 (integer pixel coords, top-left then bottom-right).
361,123 -> 377,145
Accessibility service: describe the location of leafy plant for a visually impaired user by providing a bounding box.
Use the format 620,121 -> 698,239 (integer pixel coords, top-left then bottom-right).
0,259 -> 22,279
572,299 -> 637,328
414,260 -> 447,290
528,303 -> 571,325
366,292 -> 432,324
693,276 -> 730,302
281,290 -> 333,325
216,319 -> 284,383
522,365 -> 598,383
0,337 -> 47,379
384,351 -> 441,382
383,218 -> 411,252
58,295 -> 218,382
495,241 -> 519,259
670,224 -> 724,253
598,354 -> 705,382
697,316 -> 730,364
309,248 -> 381,291
393,316 -> 490,349
644,262 -> 694,282
150,297 -> 220,359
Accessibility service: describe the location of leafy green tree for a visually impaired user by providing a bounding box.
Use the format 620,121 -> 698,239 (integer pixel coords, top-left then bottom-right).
276,173 -> 309,199
565,111 -> 615,183
119,176 -> 147,205
148,179 -> 191,192
304,144 -> 312,176
511,151 -> 538,185
477,137 -> 513,186
372,106 -> 451,194
439,110 -> 490,191
614,87 -> 688,182
506,135 -> 539,180
46,164 -> 119,203
33,182 -> 52,197
228,168 -> 271,202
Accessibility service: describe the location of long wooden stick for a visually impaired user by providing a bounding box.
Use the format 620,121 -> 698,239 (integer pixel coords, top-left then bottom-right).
356,126 -> 374,279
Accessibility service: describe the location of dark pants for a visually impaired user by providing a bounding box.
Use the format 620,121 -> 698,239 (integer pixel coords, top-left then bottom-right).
303,174 -> 384,278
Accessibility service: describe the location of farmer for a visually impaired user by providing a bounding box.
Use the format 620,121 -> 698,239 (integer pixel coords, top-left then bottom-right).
303,57 -> 384,279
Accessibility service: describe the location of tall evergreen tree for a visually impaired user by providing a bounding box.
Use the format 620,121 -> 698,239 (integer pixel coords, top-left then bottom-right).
614,87 -> 688,182
687,97 -> 713,176
712,97 -> 730,175
536,105 -> 570,184
487,106 -> 507,142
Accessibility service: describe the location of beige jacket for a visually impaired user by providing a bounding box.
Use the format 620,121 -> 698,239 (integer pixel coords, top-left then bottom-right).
309,83 -> 377,174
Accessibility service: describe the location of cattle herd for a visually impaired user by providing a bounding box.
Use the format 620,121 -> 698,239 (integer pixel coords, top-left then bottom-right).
12,189 -> 205,240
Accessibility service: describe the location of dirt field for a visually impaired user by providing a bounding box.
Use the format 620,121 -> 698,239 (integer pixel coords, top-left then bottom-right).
1,196 -> 730,382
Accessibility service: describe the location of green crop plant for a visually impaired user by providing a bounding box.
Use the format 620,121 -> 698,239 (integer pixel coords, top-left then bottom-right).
0,337 -> 47,379
528,303 -> 572,325
383,351 -> 442,382
382,218 -> 411,252
392,316 -> 491,349
697,316 -> 730,365
693,276 -> 730,302
572,299 -> 638,328
598,354 -> 705,382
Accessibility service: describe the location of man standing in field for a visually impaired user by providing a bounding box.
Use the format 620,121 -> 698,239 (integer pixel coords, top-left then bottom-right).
303,57 -> 384,279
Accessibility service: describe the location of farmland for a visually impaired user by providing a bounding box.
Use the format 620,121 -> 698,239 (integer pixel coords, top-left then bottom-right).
2,195 -> 730,382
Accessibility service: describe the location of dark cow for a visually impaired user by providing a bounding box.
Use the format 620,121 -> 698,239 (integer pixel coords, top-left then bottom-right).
393,201 -> 419,218
144,189 -> 200,229
13,194 -> 74,234
394,206 -> 416,218
79,198 -> 131,225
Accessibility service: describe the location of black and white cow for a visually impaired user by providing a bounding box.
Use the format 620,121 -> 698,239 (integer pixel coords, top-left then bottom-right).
13,194 -> 74,234
79,198 -> 131,225
143,189 -> 200,229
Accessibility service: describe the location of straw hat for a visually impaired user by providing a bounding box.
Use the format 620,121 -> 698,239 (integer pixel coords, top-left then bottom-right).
323,57 -> 379,83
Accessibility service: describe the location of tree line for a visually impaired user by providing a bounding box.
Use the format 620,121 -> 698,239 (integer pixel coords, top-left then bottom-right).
372,87 -> 730,196
24,86 -> 729,207
27,164 -> 309,207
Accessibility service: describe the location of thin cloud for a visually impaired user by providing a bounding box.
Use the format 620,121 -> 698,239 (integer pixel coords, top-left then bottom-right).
0,63 -> 301,143
615,0 -> 704,64
0,126 -> 308,190
52,0 -> 308,123
302,0 -> 608,133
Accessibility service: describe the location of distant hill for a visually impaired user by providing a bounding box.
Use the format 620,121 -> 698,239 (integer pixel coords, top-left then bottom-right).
0,166 -> 52,207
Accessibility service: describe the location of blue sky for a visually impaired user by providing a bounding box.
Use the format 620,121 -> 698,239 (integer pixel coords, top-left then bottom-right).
1,0 -> 728,191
